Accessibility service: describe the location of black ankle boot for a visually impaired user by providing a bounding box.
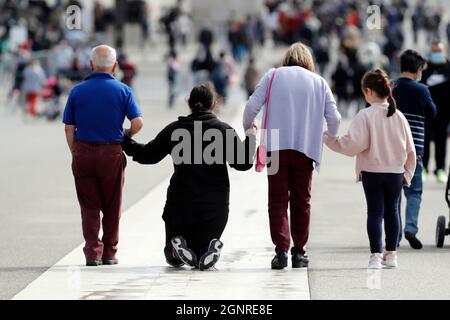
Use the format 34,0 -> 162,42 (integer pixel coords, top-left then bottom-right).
271,252 -> 288,269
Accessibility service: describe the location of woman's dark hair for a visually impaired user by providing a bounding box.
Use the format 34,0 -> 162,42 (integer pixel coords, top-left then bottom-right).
361,69 -> 397,117
400,49 -> 427,73
188,82 -> 216,113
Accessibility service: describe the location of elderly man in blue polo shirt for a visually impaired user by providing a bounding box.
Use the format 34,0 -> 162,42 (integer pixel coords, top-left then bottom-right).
63,45 -> 143,266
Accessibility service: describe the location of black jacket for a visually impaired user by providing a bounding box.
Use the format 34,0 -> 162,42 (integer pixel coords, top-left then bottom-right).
122,112 -> 256,223
422,60 -> 450,122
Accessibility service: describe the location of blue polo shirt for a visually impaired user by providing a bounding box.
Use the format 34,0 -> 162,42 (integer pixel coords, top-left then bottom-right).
63,72 -> 142,142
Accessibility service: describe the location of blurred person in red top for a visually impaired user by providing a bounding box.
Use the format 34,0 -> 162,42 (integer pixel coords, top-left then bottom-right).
118,53 -> 137,88
346,7 -> 360,27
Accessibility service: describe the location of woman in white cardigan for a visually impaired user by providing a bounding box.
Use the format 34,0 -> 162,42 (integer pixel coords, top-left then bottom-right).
243,42 -> 342,269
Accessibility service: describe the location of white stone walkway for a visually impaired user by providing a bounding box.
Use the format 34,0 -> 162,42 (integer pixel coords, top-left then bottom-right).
13,127 -> 310,300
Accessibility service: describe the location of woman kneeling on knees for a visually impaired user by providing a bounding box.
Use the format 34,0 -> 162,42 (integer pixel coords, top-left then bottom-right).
122,83 -> 256,270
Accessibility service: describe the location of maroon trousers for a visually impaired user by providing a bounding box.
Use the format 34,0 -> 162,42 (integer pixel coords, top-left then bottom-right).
72,141 -> 125,260
268,150 -> 313,255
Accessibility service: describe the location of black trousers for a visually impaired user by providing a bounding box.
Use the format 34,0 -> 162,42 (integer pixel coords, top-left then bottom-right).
424,118 -> 449,173
164,213 -> 229,260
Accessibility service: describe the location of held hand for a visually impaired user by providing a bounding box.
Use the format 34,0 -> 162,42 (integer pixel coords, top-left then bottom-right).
403,176 -> 410,187
121,136 -> 133,156
323,131 -> 337,140
246,122 -> 257,136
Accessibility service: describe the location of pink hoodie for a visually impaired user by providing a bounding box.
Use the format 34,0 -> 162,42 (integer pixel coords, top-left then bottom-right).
323,102 -> 416,186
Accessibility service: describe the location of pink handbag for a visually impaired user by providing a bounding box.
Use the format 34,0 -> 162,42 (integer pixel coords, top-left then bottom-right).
255,69 -> 276,172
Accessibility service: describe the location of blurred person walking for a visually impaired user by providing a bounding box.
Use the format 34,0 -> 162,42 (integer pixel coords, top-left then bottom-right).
331,59 -> 350,117
392,50 -> 437,249
228,16 -> 247,62
243,42 -> 341,269
22,59 -> 46,116
93,2 -> 108,43
7,50 -> 28,111
118,53 -> 137,88
53,41 -> 75,76
211,52 -> 231,105
191,45 -> 216,85
313,37 -> 330,76
167,51 -> 180,108
63,45 -> 143,266
177,11 -> 192,47
422,41 -> 450,183
243,57 -> 260,98
161,2 -> 181,54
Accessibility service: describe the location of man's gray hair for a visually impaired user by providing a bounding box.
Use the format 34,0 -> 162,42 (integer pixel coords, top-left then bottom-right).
90,45 -> 117,69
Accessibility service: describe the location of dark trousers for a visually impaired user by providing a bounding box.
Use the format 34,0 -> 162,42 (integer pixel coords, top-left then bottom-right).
361,171 -> 403,253
267,150 -> 313,255
164,213 -> 228,260
72,141 -> 125,260
424,119 -> 449,173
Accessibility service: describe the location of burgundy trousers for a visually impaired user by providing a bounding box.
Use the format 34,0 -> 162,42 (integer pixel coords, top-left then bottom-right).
268,150 -> 313,255
72,141 -> 125,260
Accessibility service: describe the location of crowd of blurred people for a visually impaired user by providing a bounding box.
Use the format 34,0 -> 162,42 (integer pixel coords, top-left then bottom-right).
1,0 -> 450,174
256,0 -> 450,118
160,0 -> 449,118
0,0 -> 144,120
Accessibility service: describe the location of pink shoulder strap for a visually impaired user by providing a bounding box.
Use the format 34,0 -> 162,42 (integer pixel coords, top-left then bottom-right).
263,69 -> 276,130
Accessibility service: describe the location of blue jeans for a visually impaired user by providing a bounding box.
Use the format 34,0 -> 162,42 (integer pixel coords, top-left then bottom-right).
361,171 -> 403,253
398,159 -> 423,240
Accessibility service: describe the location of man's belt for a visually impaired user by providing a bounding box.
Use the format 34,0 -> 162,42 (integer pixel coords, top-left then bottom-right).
76,140 -> 121,146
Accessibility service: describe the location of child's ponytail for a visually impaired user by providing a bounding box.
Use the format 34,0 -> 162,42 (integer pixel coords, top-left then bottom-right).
387,94 -> 397,118
361,69 -> 397,118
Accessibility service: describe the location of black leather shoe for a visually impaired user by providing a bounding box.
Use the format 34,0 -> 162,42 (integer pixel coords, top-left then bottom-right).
271,252 -> 288,269
405,233 -> 423,249
86,259 -> 102,266
102,258 -> 119,265
292,253 -> 309,268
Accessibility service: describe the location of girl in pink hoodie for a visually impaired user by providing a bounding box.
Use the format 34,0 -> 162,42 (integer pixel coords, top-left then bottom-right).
324,69 -> 416,269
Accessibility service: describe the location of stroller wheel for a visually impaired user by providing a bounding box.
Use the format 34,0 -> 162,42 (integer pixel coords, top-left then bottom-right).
436,216 -> 446,248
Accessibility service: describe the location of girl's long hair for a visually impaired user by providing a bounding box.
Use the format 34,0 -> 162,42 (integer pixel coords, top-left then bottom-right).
361,69 -> 397,117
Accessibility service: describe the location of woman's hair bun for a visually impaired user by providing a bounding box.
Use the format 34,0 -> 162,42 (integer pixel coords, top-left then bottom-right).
188,83 -> 216,113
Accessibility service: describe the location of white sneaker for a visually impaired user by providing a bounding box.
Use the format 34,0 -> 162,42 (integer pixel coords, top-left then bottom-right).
436,170 -> 447,184
368,253 -> 383,269
382,251 -> 398,268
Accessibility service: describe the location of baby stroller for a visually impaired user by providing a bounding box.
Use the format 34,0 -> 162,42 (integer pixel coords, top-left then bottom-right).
436,170 -> 450,247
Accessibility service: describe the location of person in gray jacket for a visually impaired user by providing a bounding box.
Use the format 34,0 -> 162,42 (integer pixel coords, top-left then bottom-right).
22,59 -> 47,116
